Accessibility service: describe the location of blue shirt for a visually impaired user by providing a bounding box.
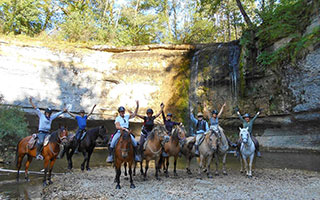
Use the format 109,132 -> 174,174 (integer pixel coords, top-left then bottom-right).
115,114 -> 130,130
76,115 -> 88,130
36,108 -> 64,132
209,117 -> 219,126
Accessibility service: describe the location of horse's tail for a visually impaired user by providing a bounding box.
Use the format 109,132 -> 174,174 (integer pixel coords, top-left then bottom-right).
15,139 -> 22,168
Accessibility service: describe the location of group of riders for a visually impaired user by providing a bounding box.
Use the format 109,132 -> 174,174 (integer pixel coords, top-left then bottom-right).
28,97 -> 262,163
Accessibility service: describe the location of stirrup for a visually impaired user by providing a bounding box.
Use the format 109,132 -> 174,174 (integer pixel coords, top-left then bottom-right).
106,155 -> 114,163
135,154 -> 141,162
36,154 -> 44,160
162,151 -> 169,157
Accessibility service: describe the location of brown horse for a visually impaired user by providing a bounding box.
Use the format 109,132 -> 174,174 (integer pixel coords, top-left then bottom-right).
180,136 -> 196,174
163,124 -> 187,177
140,125 -> 167,180
114,130 -> 135,189
16,127 -> 68,186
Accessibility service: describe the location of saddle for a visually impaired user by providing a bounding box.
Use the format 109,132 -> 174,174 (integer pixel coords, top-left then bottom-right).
80,130 -> 87,140
27,134 -> 51,150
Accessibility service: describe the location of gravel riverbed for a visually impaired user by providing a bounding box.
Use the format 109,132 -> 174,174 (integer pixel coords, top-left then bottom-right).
43,166 -> 320,200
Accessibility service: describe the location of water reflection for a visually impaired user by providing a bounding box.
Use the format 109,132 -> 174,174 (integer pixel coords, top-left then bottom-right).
1,150 -> 319,199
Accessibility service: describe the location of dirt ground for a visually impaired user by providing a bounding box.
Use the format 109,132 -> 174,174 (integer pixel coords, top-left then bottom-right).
42,165 -> 320,200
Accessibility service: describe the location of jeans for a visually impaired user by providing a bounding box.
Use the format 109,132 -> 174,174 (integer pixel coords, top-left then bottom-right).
76,128 -> 85,140
110,130 -> 137,148
37,131 -> 49,145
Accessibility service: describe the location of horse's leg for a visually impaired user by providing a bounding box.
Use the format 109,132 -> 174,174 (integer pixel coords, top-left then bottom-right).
86,149 -> 93,171
66,148 -> 73,170
16,153 -> 25,182
124,162 -> 128,176
58,145 -> 66,159
186,155 -> 192,175
144,160 -> 149,181
242,155 -> 248,176
155,157 -> 161,181
206,155 -> 213,178
129,162 -> 135,189
43,158 -> 50,186
173,156 -> 178,176
140,160 -> 144,175
248,154 -> 254,177
115,167 -> 121,189
240,153 -> 244,173
48,158 -> 57,184
133,161 -> 136,176
222,153 -> 228,175
81,151 -> 88,171
198,154 -> 203,177
214,153 -> 219,176
165,157 -> 169,177
24,155 -> 33,182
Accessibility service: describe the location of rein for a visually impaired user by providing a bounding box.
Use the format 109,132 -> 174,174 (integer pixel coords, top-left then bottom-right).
147,144 -> 162,154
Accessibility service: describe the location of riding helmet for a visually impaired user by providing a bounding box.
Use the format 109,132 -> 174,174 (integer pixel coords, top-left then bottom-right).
211,110 -> 218,115
45,108 -> 52,114
79,109 -> 85,113
167,113 -> 173,117
197,112 -> 203,117
118,106 -> 125,112
146,108 -> 154,114
243,113 -> 250,118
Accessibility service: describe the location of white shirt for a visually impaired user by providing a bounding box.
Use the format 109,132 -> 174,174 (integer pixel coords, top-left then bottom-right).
115,114 -> 130,129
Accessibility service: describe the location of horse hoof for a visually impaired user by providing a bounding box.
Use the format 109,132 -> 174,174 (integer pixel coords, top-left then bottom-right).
43,181 -> 48,187
187,170 -> 192,175
223,171 -> 228,176
247,175 -> 252,178
174,173 -> 178,177
240,170 -> 244,174
115,185 -> 121,189
86,168 -> 91,171
207,174 -> 213,179
156,177 -> 161,181
130,184 -> 136,189
215,172 -> 219,176
165,173 -> 169,178
48,180 -> 53,185
124,177 -> 129,180
25,178 -> 30,182
81,166 -> 84,171
143,177 -> 147,181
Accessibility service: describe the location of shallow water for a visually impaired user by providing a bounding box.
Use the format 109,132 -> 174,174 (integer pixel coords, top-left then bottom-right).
1,150 -> 319,199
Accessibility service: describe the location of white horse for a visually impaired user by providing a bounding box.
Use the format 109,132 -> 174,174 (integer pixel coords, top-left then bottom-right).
239,127 -> 255,177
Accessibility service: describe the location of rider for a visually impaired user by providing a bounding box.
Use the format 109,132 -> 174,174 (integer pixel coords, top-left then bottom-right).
136,103 -> 164,154
204,102 -> 237,148
67,104 -> 96,153
235,108 -> 262,157
106,101 -> 141,163
190,108 -> 209,157
161,105 -> 182,135
29,97 -> 66,160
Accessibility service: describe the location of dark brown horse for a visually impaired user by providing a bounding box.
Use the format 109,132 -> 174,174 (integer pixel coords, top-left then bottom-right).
114,130 -> 135,189
16,127 -> 68,186
163,124 -> 187,177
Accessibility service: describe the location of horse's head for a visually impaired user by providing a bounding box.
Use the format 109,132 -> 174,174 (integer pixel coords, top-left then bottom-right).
153,125 -> 169,142
58,126 -> 68,145
119,130 -> 131,158
206,131 -> 218,152
98,125 -> 108,143
175,124 -> 187,143
239,127 -> 250,144
210,125 -> 221,139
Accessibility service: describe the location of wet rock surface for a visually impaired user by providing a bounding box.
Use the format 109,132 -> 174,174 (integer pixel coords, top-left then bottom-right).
43,167 -> 320,200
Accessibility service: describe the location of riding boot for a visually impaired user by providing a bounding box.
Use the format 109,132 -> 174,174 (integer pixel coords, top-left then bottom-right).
227,138 -> 237,148
134,146 -> 142,162
36,144 -> 44,160
162,149 -> 169,157
195,144 -> 200,157
106,147 -> 114,163
74,140 -> 80,154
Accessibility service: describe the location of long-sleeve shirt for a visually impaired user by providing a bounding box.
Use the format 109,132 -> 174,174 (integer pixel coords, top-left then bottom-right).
162,111 -> 180,133
190,113 -> 209,134
237,112 -> 259,134
36,108 -> 64,132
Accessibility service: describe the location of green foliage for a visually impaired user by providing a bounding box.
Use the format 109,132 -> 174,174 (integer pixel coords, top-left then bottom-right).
0,105 -> 29,148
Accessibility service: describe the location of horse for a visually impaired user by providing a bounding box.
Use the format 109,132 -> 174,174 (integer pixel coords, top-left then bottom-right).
16,127 -> 68,186
139,125 -> 167,180
239,127 -> 255,177
211,125 -> 229,176
180,136 -> 196,174
59,126 -> 107,171
114,130 -> 135,189
163,124 -> 187,177
197,129 -> 218,178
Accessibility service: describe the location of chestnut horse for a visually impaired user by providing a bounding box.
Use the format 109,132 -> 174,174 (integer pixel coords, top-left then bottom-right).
16,127 -> 68,186
114,130 -> 135,189
163,124 -> 187,177
140,125 -> 167,180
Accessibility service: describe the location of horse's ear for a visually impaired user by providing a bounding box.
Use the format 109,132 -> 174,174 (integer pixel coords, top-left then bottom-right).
239,127 -> 242,131
100,125 -> 104,129
245,127 -> 249,131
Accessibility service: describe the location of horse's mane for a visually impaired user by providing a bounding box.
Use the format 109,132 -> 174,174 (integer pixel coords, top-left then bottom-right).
87,127 -> 100,135
122,130 -> 130,140
147,125 -> 165,141
49,128 -> 60,143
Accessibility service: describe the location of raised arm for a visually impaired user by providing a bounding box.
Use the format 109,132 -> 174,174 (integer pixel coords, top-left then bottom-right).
154,103 -> 164,118
29,97 -> 42,117
251,110 -> 261,123
161,110 -> 166,123
67,111 -> 76,118
87,104 -> 96,118
129,100 -> 139,119
217,102 -> 226,118
51,107 -> 66,120
203,102 -> 210,120
235,107 -> 245,123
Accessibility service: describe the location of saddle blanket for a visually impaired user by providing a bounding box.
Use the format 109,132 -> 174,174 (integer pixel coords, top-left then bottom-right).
27,134 -> 51,149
